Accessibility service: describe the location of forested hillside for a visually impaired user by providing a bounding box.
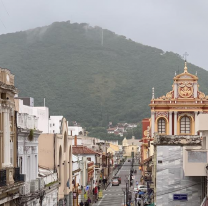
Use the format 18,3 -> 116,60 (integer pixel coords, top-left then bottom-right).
0,21 -> 208,133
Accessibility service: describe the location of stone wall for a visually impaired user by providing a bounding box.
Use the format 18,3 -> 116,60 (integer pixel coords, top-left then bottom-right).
156,146 -> 202,206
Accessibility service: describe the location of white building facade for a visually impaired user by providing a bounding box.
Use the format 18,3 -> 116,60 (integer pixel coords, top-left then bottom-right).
15,98 -> 58,206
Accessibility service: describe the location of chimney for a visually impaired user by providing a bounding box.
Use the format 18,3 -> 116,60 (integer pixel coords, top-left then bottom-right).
74,135 -> 77,146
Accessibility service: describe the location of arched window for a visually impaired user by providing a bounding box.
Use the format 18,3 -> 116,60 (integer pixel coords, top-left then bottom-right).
180,116 -> 191,134
158,118 -> 166,134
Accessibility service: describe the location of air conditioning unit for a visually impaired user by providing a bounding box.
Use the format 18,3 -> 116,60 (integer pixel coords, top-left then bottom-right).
19,182 -> 30,195
30,179 -> 39,192
20,174 -> 26,182
37,177 -> 45,190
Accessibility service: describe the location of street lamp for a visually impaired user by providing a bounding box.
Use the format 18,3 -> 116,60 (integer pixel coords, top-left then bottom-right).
122,187 -> 126,206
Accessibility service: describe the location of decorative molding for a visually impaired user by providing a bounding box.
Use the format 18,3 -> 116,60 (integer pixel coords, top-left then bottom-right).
155,112 -> 168,119
198,91 -> 205,99
25,146 -> 31,154
32,146 -> 37,154
18,146 -> 23,155
179,75 -> 192,79
178,82 -> 193,98
178,112 -> 194,118
170,107 -> 201,110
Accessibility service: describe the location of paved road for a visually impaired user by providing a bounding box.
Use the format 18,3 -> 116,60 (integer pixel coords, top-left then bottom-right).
93,158 -> 141,206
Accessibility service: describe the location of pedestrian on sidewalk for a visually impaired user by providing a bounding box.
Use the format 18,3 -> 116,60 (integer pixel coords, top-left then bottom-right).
94,186 -> 98,202
87,197 -> 91,205
136,181 -> 139,187
80,200 -> 84,206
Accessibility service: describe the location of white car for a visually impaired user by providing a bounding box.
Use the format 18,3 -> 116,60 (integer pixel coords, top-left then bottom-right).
137,185 -> 147,192
134,187 -> 138,192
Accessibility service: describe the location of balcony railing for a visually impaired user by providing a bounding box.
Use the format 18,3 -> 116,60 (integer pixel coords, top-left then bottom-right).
0,169 -> 6,187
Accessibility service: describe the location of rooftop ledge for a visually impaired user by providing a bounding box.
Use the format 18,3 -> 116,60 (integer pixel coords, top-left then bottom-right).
153,134 -> 201,146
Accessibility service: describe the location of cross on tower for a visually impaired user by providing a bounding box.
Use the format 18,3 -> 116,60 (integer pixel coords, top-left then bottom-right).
183,52 -> 189,61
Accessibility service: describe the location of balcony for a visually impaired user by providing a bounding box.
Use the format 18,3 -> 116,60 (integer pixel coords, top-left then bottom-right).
0,167 -> 24,194
17,113 -> 39,130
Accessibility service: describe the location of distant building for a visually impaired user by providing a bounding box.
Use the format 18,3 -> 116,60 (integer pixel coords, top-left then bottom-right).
68,125 -> 83,136
49,115 -> 63,134
122,136 -> 141,157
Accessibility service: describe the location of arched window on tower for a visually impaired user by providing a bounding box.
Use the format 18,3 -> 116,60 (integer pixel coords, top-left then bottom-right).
180,116 -> 191,134
158,118 -> 166,134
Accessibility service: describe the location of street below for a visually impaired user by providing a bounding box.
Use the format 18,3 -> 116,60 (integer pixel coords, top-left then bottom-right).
93,158 -> 141,206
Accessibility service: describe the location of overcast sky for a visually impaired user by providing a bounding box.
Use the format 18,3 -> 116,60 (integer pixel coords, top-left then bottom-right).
0,0 -> 207,69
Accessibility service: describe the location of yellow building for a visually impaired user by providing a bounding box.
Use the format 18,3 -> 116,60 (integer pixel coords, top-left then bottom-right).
107,143 -> 119,154
150,61 -> 208,137
122,136 -> 141,157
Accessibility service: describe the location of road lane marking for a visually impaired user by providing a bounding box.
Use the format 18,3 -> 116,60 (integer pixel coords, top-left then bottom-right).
97,194 -> 106,206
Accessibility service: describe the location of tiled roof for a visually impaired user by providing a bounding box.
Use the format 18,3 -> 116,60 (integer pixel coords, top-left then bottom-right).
72,145 -> 99,155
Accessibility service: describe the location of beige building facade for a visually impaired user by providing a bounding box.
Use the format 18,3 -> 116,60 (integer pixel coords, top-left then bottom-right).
39,117 -> 73,205
0,68 -> 24,206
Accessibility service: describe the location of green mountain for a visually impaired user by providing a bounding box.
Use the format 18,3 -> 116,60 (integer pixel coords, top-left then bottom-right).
0,21 -> 208,130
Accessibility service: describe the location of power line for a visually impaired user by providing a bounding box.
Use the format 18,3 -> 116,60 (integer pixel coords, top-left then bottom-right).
0,16 -> 6,28
1,0 -> 9,16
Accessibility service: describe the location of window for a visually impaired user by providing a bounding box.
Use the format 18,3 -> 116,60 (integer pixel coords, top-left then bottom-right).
180,116 -> 190,134
158,118 -> 166,134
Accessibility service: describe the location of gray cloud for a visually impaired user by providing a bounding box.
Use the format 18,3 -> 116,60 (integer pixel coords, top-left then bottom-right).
0,0 -> 207,69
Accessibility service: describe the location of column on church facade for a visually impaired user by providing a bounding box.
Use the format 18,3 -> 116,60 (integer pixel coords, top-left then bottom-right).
194,83 -> 197,98
169,111 -> 172,135
174,111 -> 177,135
151,111 -> 155,137
2,108 -> 10,167
194,111 -> 198,135
174,82 -> 177,98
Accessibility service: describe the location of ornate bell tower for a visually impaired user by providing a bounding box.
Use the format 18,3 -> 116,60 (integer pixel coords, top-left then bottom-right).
149,61 -> 208,137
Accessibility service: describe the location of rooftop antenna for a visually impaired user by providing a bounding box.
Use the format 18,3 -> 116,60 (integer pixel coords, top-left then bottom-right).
175,71 -> 177,76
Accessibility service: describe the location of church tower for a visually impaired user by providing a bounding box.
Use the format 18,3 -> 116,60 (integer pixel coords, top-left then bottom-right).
149,61 -> 208,137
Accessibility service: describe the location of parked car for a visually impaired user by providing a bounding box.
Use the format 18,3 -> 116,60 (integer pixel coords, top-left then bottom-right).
134,187 -> 138,192
114,176 -> 121,184
112,178 -> 119,186
137,185 -> 147,192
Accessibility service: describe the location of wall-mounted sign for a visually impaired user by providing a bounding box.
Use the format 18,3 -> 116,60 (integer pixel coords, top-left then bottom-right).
173,194 -> 188,201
